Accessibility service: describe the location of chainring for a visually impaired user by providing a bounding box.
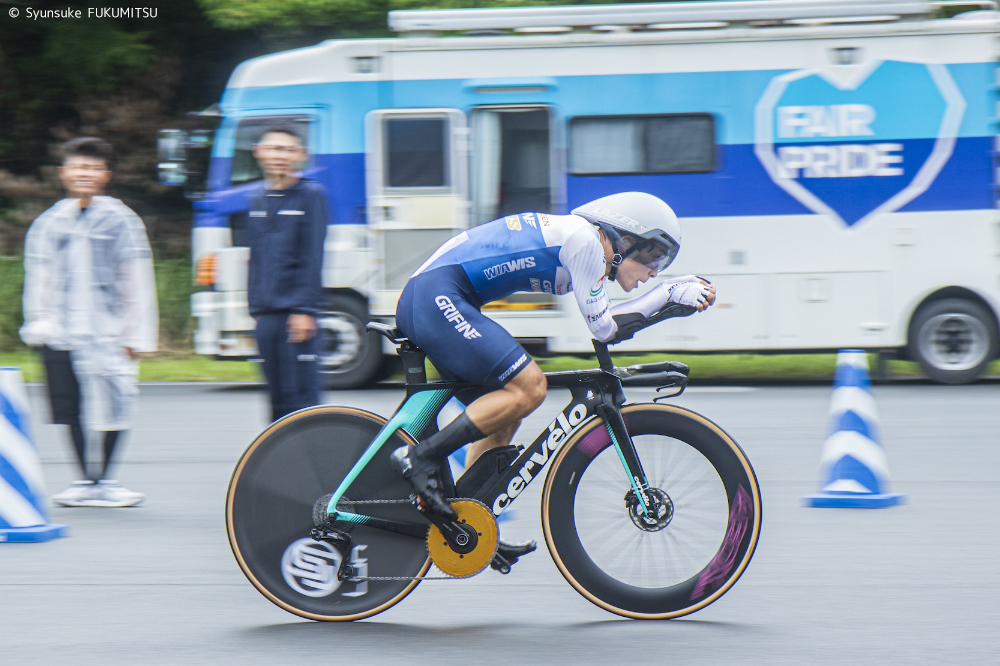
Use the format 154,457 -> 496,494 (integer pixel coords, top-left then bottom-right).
427,499 -> 499,578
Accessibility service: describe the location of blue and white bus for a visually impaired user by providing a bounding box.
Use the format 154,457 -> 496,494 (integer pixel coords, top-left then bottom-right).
160,0 -> 1000,386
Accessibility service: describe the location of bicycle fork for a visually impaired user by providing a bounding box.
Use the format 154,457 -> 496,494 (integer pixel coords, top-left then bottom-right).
596,401 -> 656,518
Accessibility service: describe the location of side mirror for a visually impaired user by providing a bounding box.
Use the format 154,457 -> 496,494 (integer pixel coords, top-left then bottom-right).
158,129 -> 213,197
158,129 -> 188,186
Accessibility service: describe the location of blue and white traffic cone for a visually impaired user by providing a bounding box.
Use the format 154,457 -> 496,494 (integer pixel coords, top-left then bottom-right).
0,367 -> 69,542
803,350 -> 905,508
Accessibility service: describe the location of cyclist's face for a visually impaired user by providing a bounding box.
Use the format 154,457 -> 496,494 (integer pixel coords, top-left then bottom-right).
616,257 -> 657,292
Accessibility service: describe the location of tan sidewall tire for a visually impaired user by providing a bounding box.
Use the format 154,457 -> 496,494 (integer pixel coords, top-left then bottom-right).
225,405 -> 431,621
541,403 -> 762,619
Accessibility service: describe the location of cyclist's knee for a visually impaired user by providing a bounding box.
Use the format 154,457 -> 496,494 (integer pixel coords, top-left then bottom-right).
509,361 -> 546,412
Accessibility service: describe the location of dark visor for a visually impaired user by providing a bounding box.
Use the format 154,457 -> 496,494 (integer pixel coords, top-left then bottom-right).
627,234 -> 679,274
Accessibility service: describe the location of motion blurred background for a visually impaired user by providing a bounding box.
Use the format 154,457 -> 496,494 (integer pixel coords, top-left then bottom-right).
1,0 -> 997,385
0,0 -> 495,355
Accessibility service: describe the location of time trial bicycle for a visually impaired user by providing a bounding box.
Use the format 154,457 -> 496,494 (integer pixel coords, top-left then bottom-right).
226,304 -> 761,621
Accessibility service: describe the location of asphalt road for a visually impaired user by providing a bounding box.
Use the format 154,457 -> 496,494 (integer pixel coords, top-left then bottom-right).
1,380 -> 997,665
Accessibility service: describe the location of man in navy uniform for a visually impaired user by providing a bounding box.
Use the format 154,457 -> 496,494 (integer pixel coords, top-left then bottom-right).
247,123 -> 328,422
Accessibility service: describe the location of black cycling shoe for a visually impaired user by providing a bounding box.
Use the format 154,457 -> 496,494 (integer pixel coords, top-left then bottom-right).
391,446 -> 457,520
491,538 -> 537,574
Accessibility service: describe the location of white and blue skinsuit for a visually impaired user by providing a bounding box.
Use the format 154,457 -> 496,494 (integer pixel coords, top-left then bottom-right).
396,212 -> 670,389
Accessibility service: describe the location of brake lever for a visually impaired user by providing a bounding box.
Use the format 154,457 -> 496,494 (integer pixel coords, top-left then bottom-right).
653,382 -> 686,401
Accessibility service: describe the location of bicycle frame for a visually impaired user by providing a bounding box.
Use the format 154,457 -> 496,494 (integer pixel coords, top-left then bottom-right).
324,341 -> 659,530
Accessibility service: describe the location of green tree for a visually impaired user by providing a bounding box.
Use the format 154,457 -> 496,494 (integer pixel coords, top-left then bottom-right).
196,0 -> 653,33
0,0 -> 264,255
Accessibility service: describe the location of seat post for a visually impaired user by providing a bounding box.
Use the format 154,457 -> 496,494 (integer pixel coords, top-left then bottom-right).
399,341 -> 427,384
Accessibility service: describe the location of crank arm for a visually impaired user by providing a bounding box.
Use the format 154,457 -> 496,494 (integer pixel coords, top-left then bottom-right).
413,499 -> 479,554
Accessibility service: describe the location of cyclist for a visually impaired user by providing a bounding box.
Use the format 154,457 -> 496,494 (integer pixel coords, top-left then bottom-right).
392,192 -> 715,566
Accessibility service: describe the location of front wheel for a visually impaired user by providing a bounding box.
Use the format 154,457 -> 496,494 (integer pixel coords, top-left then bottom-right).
542,404 -> 761,619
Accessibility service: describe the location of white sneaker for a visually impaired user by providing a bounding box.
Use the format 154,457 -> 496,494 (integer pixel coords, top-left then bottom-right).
52,480 -> 100,507
91,480 -> 145,507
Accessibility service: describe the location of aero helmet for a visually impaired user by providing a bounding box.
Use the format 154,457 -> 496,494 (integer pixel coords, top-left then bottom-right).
572,192 -> 681,282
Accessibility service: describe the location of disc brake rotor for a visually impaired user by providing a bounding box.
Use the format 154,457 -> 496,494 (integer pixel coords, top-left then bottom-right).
427,499 -> 498,578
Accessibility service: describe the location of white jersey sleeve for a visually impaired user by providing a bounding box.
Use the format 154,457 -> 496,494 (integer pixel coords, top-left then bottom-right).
558,223 -> 618,342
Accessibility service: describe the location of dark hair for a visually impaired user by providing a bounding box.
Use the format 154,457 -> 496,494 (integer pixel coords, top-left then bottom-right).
257,122 -> 304,145
61,137 -> 113,167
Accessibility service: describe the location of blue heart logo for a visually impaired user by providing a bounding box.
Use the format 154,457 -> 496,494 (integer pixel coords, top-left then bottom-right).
755,60 -> 966,226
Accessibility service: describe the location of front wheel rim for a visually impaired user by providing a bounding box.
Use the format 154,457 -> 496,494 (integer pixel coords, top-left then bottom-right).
919,313 -> 989,371
542,405 -> 761,619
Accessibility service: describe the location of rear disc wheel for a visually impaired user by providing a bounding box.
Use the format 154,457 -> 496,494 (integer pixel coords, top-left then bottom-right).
226,406 -> 430,621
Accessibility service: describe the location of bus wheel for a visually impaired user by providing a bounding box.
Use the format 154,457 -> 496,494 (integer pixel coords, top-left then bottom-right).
316,294 -> 383,390
908,298 -> 999,384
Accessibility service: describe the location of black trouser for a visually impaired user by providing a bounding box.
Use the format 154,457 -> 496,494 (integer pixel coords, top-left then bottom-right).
40,346 -> 124,481
254,313 -> 321,422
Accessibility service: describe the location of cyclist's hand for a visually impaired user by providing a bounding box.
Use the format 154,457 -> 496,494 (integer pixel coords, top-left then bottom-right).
667,280 -> 715,312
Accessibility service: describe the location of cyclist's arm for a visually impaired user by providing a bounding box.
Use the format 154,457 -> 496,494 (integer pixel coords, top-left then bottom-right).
560,229 -> 617,342
610,276 -> 712,319
607,277 -> 715,341
562,230 -> 715,343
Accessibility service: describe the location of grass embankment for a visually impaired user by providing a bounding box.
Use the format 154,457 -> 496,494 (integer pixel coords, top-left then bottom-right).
0,350 -> 261,383
8,350 -> 994,384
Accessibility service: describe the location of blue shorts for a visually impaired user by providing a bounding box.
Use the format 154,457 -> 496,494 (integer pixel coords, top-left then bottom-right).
396,265 -> 530,390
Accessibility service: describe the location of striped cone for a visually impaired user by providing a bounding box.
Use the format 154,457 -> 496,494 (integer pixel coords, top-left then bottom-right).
0,368 -> 68,542
803,350 -> 906,508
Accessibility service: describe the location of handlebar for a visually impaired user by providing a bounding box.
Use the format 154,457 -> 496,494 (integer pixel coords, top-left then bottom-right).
592,302 -> 698,375
647,302 -> 698,326
618,370 -> 688,387
609,303 -> 698,346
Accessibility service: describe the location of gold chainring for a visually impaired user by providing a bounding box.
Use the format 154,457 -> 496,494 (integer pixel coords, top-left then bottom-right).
426,499 -> 499,578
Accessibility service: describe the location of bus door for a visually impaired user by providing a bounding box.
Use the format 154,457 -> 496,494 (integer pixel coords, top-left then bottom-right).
470,105 -> 562,323
365,108 -> 469,316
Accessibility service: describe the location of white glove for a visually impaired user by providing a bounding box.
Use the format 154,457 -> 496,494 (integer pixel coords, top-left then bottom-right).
667,280 -> 712,308
660,275 -> 712,288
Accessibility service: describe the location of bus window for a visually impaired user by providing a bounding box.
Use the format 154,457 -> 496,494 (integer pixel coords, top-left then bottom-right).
645,116 -> 715,173
230,115 -> 311,186
569,113 -> 715,175
384,117 -> 448,188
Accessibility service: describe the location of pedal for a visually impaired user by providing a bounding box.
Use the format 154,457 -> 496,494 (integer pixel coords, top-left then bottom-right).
490,554 -> 512,575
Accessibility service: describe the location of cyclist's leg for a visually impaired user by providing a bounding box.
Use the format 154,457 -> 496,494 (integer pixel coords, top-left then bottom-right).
464,359 -> 546,466
465,360 -> 545,432
394,266 -> 546,513
467,420 -> 520,469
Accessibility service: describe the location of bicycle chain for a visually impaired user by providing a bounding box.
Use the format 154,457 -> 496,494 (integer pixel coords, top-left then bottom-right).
331,497 -> 481,581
